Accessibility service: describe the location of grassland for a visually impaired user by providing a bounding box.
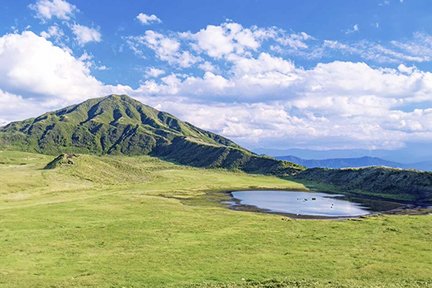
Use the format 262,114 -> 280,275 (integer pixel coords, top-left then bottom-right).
0,150 -> 431,288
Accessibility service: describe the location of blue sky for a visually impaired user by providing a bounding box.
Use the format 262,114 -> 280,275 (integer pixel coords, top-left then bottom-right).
1,0 -> 432,158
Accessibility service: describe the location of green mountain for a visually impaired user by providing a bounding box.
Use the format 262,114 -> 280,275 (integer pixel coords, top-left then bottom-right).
0,94 -> 303,175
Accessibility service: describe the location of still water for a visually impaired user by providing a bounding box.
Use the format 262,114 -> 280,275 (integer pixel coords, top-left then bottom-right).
231,190 -> 372,217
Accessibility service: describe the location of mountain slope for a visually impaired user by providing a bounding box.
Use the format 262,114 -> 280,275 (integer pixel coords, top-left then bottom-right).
0,94 -> 302,175
295,167 -> 432,205
278,155 -> 403,169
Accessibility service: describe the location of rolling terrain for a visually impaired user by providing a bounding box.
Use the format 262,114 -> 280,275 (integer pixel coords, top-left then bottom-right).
0,150 -> 431,288
0,94 -> 302,175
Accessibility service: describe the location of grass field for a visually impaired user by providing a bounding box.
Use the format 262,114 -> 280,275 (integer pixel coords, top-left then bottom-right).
0,151 -> 431,288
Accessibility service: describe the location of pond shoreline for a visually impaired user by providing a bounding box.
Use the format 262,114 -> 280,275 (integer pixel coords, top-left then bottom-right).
224,190 -> 431,220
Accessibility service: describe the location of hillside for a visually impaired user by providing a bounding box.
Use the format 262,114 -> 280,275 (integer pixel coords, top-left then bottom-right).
295,167 -> 432,205
278,155 -> 403,169
0,94 -> 302,175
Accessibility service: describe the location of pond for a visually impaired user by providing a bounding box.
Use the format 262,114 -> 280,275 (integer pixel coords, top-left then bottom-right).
230,190 -> 393,218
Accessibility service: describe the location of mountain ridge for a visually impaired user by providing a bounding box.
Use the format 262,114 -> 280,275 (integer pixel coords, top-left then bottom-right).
278,155 -> 403,169
295,166 -> 432,205
277,155 -> 432,171
0,94 -> 303,175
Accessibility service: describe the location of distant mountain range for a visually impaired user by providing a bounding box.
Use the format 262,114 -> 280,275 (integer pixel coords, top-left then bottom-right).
276,155 -> 432,171
256,146 -> 432,163
0,94 -> 302,175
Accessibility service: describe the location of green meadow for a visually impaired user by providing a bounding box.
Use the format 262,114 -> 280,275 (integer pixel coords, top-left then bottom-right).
0,150 -> 431,288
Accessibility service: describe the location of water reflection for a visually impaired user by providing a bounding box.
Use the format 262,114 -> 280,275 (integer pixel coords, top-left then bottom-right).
231,190 -> 372,217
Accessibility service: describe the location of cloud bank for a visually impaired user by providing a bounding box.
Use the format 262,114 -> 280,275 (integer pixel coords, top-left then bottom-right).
1,8 -> 432,150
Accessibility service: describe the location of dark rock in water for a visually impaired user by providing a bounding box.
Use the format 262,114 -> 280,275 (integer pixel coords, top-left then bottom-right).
44,153 -> 78,169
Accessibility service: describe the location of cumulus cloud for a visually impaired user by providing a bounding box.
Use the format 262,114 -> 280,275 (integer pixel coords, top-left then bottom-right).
127,51 -> 432,149
127,30 -> 200,67
0,31 -> 103,102
71,24 -> 102,45
124,21 -> 432,138
188,22 -> 263,58
145,67 -> 165,78
0,31 -> 134,123
136,13 -> 162,25
29,0 -> 77,21
128,21 -> 432,71
3,20 -> 432,150
40,25 -> 63,39
0,90 -> 47,125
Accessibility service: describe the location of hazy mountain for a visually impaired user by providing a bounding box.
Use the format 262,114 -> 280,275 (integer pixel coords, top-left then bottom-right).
0,94 -> 302,175
277,155 -> 403,169
277,155 -> 432,171
408,161 -> 432,172
256,146 -> 432,163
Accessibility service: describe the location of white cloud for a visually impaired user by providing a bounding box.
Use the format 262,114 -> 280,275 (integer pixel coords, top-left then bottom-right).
136,30 -> 179,58
397,64 -> 416,74
0,31 -> 138,123
0,90 -> 47,124
145,67 -> 165,78
0,31 -> 103,103
198,61 -> 217,73
3,20 -> 432,151
128,22 -> 432,72
345,24 -> 360,34
136,13 -> 162,25
71,24 -> 102,46
40,25 -> 64,40
127,30 -> 200,67
126,53 -> 432,149
29,0 -> 77,21
276,32 -> 313,49
190,22 -> 262,58
390,32 -> 432,61
323,39 -> 429,63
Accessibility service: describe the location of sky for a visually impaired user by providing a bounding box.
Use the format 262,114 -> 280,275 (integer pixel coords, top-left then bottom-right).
1,0 -> 432,157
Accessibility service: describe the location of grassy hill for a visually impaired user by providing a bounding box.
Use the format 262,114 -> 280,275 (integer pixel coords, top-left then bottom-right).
0,94 -> 302,175
295,167 -> 432,205
2,94 -> 430,206
0,150 -> 431,288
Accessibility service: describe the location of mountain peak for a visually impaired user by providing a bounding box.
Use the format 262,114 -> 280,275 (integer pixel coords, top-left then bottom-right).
0,95 -> 303,175
103,94 -> 135,102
